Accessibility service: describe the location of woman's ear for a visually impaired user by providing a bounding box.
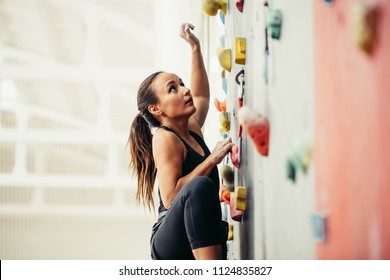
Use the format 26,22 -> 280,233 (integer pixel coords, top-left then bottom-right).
148,104 -> 162,117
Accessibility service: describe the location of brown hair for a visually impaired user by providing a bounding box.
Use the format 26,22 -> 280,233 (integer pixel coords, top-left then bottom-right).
129,71 -> 163,211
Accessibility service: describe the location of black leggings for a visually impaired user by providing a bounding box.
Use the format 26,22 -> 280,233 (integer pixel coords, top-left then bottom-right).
150,176 -> 224,260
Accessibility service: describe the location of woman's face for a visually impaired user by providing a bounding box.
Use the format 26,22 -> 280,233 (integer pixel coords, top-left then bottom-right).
151,72 -> 196,120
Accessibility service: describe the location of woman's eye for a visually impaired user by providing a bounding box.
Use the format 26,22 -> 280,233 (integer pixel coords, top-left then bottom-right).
180,83 -> 185,87
169,86 -> 176,92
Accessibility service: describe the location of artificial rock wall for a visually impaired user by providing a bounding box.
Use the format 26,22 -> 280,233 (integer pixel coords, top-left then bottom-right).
206,0 -> 390,260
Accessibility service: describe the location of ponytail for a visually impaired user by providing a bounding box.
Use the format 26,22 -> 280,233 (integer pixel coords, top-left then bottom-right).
129,112 -> 157,211
128,71 -> 162,211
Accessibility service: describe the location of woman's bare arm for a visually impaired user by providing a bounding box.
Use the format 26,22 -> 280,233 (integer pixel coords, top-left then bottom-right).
180,23 -> 210,130
153,129 -> 233,208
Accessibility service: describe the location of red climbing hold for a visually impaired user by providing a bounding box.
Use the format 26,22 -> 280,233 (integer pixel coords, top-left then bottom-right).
236,0 -> 244,13
230,194 -> 243,222
230,143 -> 240,168
238,106 -> 270,156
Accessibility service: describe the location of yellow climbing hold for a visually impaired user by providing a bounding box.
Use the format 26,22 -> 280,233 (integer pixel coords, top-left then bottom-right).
219,111 -> 230,134
234,186 -> 246,211
202,0 -> 227,16
235,37 -> 246,65
228,224 -> 234,240
217,46 -> 232,72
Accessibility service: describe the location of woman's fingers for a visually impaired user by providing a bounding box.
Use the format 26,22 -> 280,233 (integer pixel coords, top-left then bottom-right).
180,23 -> 191,37
222,137 -> 233,149
210,138 -> 235,165
179,23 -> 199,46
182,22 -> 194,32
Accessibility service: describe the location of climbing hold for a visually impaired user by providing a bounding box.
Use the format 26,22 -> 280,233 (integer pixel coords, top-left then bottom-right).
222,78 -> 227,94
219,111 -> 230,134
322,0 -> 334,4
311,213 -> 327,242
234,186 -> 246,211
353,2 -> 378,54
214,98 -> 226,112
230,195 -> 242,222
220,188 -> 231,205
220,164 -> 234,192
238,106 -> 270,156
286,160 -> 296,183
230,144 -> 240,168
219,10 -> 225,24
230,138 -> 242,169
235,0 -> 244,13
217,47 -> 232,72
267,9 -> 282,40
221,69 -> 228,93
220,35 -> 225,48
202,0 -> 227,16
227,224 -> 233,240
285,131 -> 313,182
234,37 -> 246,65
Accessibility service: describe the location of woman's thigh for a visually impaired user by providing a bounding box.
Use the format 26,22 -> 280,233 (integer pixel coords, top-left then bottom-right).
151,176 -> 221,260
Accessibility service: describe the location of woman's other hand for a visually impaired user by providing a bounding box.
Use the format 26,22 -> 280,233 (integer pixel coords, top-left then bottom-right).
209,137 -> 234,165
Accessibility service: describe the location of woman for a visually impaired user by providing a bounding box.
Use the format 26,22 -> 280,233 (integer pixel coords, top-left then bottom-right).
129,23 -> 233,260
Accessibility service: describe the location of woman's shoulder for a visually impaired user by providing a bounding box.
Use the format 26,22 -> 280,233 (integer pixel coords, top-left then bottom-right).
152,127 -> 186,161
153,126 -> 177,141
188,117 -> 204,139
153,127 -> 184,148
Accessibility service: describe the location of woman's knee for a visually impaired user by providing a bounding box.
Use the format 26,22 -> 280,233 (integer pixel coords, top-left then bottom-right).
183,176 -> 217,199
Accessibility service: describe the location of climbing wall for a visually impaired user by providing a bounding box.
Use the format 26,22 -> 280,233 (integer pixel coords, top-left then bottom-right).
204,0 -> 316,259
205,0 -> 390,260
314,0 -> 390,259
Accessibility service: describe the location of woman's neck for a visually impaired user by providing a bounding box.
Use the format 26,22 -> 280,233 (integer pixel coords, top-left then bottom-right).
160,120 -> 190,138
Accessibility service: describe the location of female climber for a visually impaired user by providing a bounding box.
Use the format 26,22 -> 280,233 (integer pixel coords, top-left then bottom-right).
128,22 -> 234,260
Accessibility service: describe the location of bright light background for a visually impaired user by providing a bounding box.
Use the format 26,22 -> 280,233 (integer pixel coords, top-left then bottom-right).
0,0 -> 224,259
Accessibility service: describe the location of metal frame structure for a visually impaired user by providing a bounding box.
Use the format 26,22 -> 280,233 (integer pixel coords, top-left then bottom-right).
0,0 -> 154,217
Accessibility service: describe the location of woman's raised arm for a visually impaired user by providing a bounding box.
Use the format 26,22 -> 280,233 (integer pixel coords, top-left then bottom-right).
180,23 -> 210,130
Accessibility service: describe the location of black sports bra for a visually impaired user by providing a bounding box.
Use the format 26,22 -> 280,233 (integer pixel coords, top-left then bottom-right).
156,125 -> 220,213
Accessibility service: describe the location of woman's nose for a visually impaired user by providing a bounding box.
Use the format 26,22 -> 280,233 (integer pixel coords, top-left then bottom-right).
182,86 -> 191,96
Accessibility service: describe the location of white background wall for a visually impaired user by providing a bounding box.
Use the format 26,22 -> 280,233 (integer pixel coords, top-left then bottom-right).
0,0 -> 204,260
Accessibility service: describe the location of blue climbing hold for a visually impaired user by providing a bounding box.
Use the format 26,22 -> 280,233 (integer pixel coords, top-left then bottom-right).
219,10 -> 225,24
311,213 -> 327,242
222,78 -> 227,94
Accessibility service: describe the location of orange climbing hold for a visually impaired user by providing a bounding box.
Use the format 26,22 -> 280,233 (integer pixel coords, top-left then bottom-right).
214,98 -> 226,112
219,188 -> 231,205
